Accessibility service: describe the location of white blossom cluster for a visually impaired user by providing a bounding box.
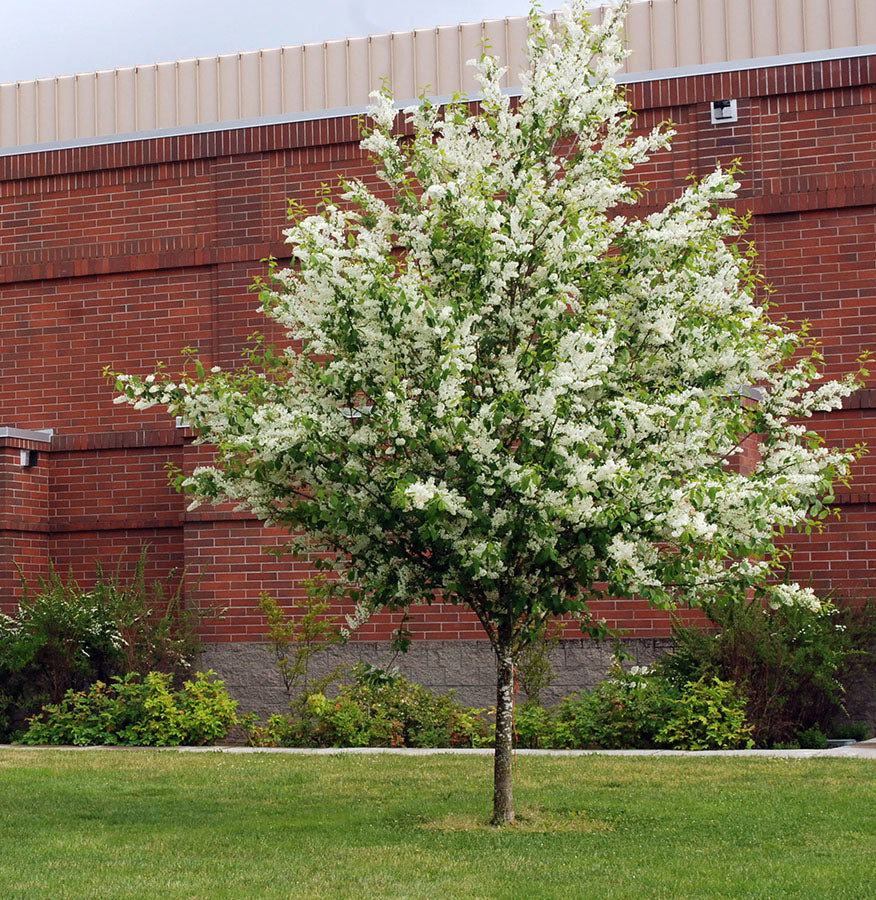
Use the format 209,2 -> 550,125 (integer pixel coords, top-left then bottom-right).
111,0 -> 865,641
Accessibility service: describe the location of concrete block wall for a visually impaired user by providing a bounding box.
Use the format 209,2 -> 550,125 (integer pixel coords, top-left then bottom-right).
200,637 -> 676,715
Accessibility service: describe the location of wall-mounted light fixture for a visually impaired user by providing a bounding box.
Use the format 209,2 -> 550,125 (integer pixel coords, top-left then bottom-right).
0,427 -> 52,466
711,99 -> 738,124
20,449 -> 39,467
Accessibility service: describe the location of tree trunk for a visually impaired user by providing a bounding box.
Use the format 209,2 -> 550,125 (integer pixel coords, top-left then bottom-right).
491,641 -> 516,825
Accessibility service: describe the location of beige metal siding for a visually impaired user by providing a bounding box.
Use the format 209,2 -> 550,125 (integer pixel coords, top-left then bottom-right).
1,0 -> 872,150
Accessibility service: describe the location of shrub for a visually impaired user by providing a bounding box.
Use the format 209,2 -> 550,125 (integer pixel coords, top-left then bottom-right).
94,549 -> 208,678
660,595 -> 876,746
257,588 -> 346,711
795,725 -> 829,750
552,666 -> 677,750
830,720 -> 870,742
240,662 -> 763,751
306,692 -> 379,747
514,619 -> 566,706
341,665 -> 493,748
238,712 -> 312,748
238,662 -> 761,751
656,676 -> 754,750
176,671 -> 241,744
514,701 -> 555,749
241,664 -> 493,748
20,671 -> 236,747
0,549 -> 209,740
0,569 -> 123,701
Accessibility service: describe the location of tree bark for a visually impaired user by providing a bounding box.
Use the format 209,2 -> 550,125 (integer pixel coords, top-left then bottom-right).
491,640 -> 516,825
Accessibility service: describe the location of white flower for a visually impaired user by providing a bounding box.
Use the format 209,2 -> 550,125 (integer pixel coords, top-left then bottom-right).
768,583 -> 823,613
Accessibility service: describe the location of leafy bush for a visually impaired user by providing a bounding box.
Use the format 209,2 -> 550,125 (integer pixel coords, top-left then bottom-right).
830,720 -> 870,742
99,550 -> 208,678
257,588 -> 346,711
20,671 -> 236,746
241,664 -> 493,748
656,676 -> 754,750
0,570 -> 123,702
514,701 -> 555,749
240,663 -> 760,751
552,666 -> 677,750
238,712 -> 313,748
795,725 -> 828,750
514,620 -> 566,706
660,596 -> 876,745
0,549 -> 209,740
305,692 -> 380,747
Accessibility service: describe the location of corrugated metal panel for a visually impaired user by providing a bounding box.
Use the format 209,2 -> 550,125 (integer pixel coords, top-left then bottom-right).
0,0 -> 871,150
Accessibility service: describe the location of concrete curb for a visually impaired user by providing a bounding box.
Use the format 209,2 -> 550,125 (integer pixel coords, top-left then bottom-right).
2,741 -> 874,758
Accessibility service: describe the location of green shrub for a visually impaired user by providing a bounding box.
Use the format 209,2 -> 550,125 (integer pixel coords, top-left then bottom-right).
20,671 -> 236,747
830,720 -> 870,742
552,667 -> 677,750
306,692 -> 379,747
514,701 -> 555,749
177,671 -> 241,744
795,725 -> 829,750
660,595 -> 876,746
341,665 -> 493,748
0,549 -> 209,740
239,663 -> 760,751
514,620 -> 565,706
238,712 -> 312,748
656,676 -> 754,750
0,570 -> 123,700
257,587 -> 346,710
241,664 -> 493,748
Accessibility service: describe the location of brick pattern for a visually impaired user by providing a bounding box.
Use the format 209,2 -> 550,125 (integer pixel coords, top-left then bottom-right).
1,55 -> 873,639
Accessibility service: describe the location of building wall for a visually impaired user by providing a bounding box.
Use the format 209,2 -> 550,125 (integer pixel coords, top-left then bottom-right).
1,53 -> 874,657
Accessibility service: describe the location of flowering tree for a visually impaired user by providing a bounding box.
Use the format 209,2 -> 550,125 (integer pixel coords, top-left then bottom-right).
112,0 -> 864,824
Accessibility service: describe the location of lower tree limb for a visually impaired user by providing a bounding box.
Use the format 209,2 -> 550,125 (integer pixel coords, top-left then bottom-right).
492,642 -> 515,825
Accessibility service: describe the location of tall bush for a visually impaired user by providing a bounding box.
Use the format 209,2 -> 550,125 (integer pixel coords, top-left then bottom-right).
257,586 -> 346,710
0,549 -> 208,740
660,595 -> 875,745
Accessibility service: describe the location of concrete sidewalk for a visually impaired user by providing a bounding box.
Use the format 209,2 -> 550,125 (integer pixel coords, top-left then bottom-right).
819,738 -> 876,758
3,740 -> 875,757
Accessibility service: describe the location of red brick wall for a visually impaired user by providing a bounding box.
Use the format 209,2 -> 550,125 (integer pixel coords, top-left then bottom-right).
1,54 -> 873,639
0,438 -> 50,600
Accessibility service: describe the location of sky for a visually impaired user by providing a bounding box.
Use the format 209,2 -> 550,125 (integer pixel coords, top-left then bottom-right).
1,0 -> 540,84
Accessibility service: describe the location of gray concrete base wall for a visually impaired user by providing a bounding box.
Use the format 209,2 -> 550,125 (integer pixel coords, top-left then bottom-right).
844,665 -> 876,730
200,638 -> 875,732
199,638 -> 674,716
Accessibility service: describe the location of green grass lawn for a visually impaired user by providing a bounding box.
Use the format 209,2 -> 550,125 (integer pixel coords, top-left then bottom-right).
1,750 -> 873,899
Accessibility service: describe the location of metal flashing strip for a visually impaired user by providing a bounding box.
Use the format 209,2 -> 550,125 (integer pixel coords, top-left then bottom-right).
0,427 -> 54,444
0,103 -> 378,159
614,43 -> 876,85
1,43 -> 873,160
